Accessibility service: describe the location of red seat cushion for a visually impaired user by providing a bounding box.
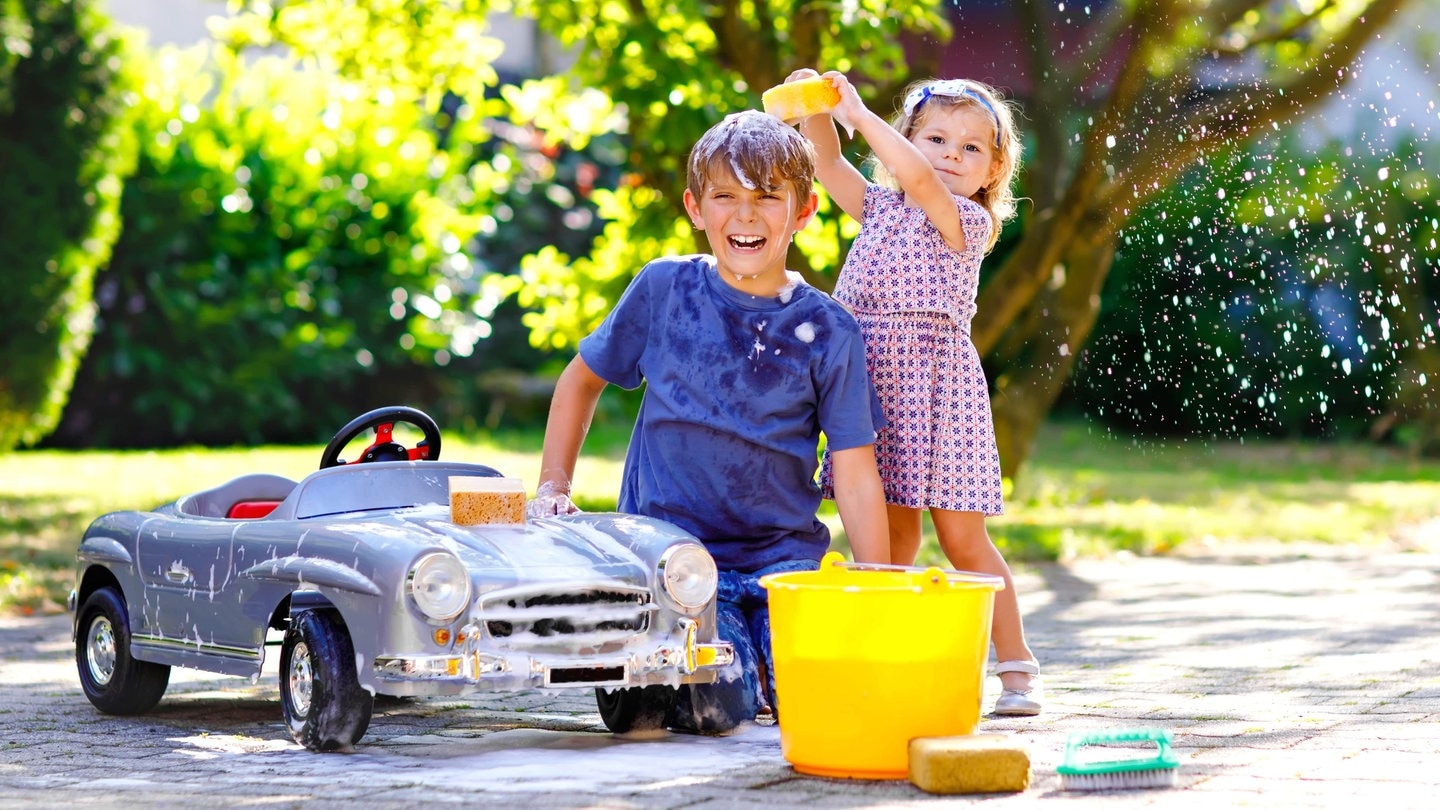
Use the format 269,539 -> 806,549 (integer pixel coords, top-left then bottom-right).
227,500 -> 282,519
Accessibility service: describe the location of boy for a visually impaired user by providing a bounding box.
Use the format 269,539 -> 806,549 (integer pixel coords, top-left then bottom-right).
528,110 -> 889,733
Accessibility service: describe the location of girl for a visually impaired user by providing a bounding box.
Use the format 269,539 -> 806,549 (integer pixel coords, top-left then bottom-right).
794,71 -> 1042,716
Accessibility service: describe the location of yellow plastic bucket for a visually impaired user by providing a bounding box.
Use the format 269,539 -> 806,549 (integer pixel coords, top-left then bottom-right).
759,551 -> 1004,780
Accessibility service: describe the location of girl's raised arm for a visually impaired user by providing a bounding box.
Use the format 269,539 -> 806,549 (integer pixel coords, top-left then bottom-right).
789,70 -> 868,221
827,74 -> 965,252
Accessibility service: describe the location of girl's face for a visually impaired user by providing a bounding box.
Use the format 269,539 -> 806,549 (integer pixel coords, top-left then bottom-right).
684,169 -> 817,291
909,104 -> 1002,199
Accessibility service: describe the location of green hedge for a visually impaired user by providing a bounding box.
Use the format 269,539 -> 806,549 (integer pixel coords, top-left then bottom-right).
49,47 -> 493,447
0,0 -> 137,449
48,48 -> 621,447
1069,136 -> 1439,447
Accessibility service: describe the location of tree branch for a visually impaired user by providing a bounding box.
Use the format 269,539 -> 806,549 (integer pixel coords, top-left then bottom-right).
1212,0 -> 1343,54
974,0 -> 1179,352
1092,0 -> 1410,220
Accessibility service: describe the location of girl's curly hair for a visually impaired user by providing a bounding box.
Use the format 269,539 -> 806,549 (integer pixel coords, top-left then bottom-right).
867,79 -> 1022,252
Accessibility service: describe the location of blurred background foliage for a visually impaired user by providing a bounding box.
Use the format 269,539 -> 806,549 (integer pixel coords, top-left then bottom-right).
1,0 -> 1436,466
46,41 -> 622,446
1,0 -> 139,449
54,45 -> 490,445
1070,133 -> 1440,447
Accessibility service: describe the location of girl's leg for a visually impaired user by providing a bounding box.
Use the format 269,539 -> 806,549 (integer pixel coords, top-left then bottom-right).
930,508 -> 1037,694
887,504 -> 925,565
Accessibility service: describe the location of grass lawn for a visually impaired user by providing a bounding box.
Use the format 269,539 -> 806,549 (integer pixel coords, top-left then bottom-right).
4,419 -> 1438,615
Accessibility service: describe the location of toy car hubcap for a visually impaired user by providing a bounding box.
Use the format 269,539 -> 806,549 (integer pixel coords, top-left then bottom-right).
86,616 -> 117,686
288,641 -> 314,717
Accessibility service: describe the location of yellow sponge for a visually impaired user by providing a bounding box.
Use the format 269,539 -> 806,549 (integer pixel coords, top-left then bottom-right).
908,734 -> 1031,795
449,476 -> 526,525
762,77 -> 841,123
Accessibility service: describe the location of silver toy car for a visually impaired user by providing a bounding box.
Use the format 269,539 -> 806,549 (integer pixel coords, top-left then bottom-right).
70,406 -> 733,751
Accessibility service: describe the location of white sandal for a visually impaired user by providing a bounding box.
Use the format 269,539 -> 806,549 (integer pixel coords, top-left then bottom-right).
992,660 -> 1042,716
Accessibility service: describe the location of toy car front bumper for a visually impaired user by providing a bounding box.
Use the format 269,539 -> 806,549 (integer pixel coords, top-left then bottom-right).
373,618 -> 734,689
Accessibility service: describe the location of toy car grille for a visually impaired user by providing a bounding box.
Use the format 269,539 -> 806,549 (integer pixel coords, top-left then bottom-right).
480,588 -> 653,641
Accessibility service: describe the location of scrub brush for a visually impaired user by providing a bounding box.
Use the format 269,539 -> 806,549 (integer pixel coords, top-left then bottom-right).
1057,728 -> 1179,791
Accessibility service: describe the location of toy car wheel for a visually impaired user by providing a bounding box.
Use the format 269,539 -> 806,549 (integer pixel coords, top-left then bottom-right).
595,685 -> 676,733
280,609 -> 374,752
75,587 -> 170,715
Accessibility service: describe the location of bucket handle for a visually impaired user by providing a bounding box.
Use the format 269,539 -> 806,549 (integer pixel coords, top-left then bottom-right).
830,559 -> 1005,590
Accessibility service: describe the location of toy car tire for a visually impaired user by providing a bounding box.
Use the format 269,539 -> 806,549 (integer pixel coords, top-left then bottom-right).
595,684 -> 676,733
280,609 -> 374,752
75,587 -> 170,715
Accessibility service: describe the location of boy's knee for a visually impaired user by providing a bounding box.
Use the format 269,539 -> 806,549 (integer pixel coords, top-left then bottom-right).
671,675 -> 755,735
670,597 -> 762,734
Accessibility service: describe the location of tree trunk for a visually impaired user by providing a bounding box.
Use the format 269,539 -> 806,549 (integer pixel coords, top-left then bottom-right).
989,218 -> 1118,478
1372,234 -> 1440,456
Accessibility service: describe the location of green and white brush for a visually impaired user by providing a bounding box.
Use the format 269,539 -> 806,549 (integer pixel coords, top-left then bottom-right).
1057,728 -> 1179,791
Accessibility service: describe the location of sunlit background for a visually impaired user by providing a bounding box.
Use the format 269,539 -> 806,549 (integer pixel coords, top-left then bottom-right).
2,0 -> 1437,614
6,0 -> 1434,468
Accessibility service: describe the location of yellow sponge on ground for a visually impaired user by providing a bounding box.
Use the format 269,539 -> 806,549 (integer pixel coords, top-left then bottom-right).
908,734 -> 1031,795
762,77 -> 841,123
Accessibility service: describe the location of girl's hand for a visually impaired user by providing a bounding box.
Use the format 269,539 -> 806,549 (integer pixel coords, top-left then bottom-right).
784,69 -> 868,220
820,71 -> 866,135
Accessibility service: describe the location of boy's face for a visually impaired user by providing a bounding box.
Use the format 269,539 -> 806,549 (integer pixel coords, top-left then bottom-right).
684,169 -> 818,291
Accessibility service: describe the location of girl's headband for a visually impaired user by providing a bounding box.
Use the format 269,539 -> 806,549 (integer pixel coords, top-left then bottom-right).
902,80 -> 1002,148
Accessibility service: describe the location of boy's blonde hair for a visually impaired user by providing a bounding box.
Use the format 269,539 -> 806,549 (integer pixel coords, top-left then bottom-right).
869,78 -> 1021,252
688,110 -> 817,214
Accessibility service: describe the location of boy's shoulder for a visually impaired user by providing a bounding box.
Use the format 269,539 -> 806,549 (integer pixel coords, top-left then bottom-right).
786,280 -> 864,334
633,257 -> 859,334
640,254 -> 712,278
790,281 -> 847,313
629,254 -> 717,302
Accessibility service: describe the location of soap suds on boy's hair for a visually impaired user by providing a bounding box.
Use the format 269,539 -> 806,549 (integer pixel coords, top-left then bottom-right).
688,110 -> 817,203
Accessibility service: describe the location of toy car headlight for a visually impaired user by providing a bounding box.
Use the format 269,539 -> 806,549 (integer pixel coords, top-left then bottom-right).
657,544 -> 718,613
407,552 -> 471,623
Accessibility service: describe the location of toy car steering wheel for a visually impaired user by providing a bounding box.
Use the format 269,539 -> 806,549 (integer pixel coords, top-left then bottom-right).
320,406 -> 442,469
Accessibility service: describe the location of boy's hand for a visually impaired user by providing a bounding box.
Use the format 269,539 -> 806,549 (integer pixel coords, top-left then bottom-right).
526,480 -> 580,519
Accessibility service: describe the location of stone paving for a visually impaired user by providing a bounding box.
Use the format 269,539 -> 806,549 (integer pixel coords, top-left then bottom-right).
2,541 -> 1437,808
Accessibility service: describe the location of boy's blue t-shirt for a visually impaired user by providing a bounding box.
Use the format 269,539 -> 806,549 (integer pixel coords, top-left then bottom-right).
579,255 -> 884,574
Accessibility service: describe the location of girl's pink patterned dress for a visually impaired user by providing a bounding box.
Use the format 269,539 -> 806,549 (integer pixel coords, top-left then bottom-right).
820,184 -> 1004,515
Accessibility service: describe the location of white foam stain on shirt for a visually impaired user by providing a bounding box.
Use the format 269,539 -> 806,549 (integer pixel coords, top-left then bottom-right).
794,323 -> 816,343
778,272 -> 802,303
748,319 -> 769,361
